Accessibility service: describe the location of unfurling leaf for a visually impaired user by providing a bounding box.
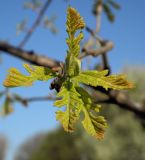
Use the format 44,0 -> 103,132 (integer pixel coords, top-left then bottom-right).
3,6 -> 134,140
66,7 -> 85,35
54,81 -> 82,132
82,110 -> 107,139
75,70 -> 134,90
65,7 -> 85,77
3,64 -> 57,87
76,87 -> 107,139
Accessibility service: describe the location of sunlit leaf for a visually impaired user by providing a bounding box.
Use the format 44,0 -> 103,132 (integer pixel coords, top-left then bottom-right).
54,81 -> 82,132
3,64 -> 57,87
65,7 -> 85,77
76,86 -> 107,139
75,70 -> 134,90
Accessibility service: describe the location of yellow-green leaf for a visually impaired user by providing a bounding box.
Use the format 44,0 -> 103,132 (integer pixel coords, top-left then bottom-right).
65,7 -> 85,77
100,74 -> 134,90
76,86 -> 107,139
54,81 -> 82,132
66,7 -> 85,35
82,109 -> 107,140
3,64 -> 57,87
56,107 -> 80,132
75,70 -> 134,90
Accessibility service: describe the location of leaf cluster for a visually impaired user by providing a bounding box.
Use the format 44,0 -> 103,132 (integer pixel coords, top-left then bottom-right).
3,7 -> 133,139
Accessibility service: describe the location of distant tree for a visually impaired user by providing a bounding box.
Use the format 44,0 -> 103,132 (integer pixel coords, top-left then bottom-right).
15,126 -> 96,160
14,133 -> 45,160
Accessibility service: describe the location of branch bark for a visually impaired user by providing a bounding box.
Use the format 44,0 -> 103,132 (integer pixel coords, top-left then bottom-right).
108,91 -> 145,118
80,40 -> 113,59
0,41 -> 60,68
94,90 -> 145,119
0,41 -> 113,68
93,0 -> 111,73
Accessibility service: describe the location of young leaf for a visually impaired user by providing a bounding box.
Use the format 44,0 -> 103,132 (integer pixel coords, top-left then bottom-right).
74,70 -> 134,90
65,7 -> 85,77
3,64 -> 57,87
54,81 -> 82,132
82,109 -> 107,139
66,7 -> 85,35
76,86 -> 107,139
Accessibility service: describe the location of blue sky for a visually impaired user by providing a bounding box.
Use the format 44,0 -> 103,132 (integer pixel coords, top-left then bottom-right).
0,0 -> 145,159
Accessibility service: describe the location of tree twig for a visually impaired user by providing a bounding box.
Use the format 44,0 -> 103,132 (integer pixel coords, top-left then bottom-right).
14,95 -> 58,106
94,0 -> 111,73
0,41 -> 113,68
1,41 -> 145,119
80,41 -> 114,59
19,0 -> 52,48
93,89 -> 145,119
0,41 -> 60,68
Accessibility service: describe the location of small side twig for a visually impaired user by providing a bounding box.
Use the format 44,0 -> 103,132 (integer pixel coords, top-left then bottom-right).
93,0 -> 111,73
19,0 -> 52,48
95,90 -> 145,119
80,41 -> 114,59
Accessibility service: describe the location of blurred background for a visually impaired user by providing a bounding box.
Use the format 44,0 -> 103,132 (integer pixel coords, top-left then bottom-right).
0,0 -> 145,160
